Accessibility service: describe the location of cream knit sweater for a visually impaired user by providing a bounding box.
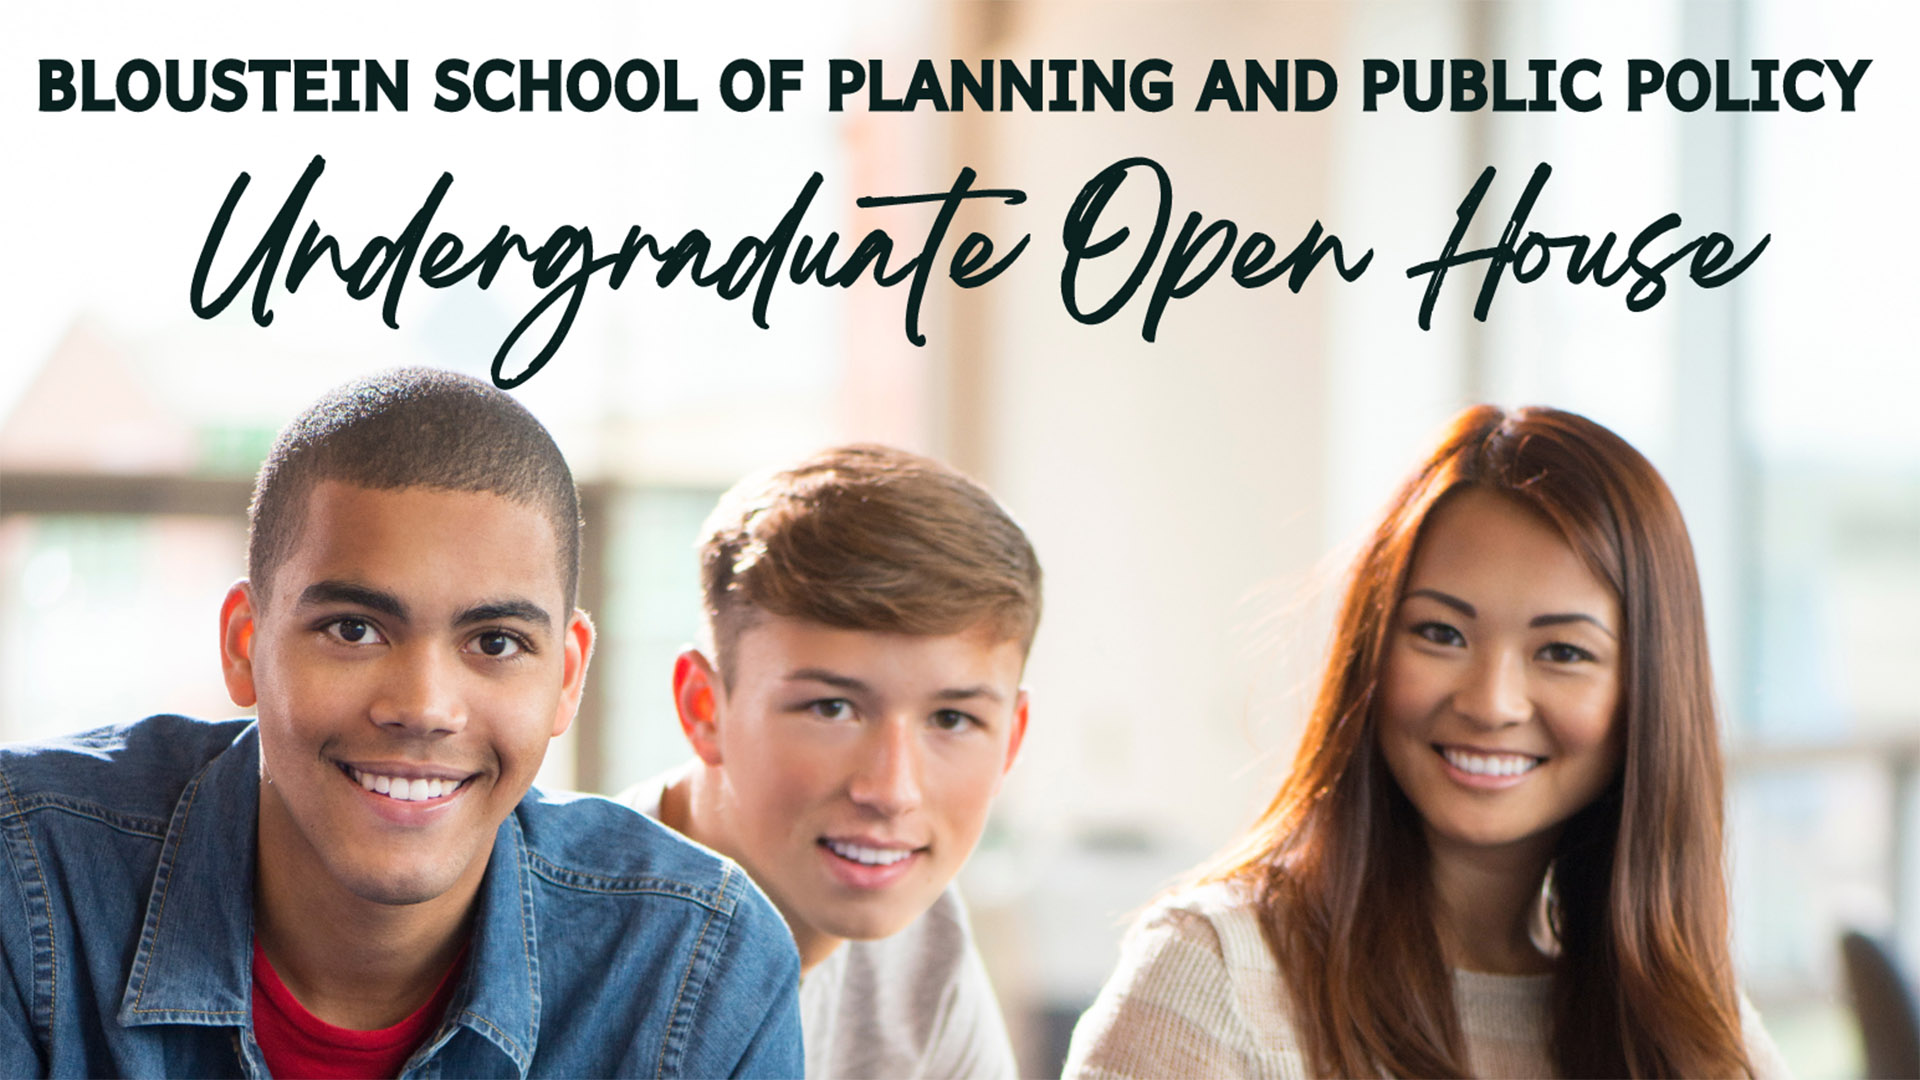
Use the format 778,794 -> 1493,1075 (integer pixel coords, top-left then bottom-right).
1062,882 -> 1792,1079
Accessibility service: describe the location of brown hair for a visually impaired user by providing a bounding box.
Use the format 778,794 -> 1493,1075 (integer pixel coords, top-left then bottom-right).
249,367 -> 581,609
1208,405 -> 1749,1077
698,444 -> 1042,682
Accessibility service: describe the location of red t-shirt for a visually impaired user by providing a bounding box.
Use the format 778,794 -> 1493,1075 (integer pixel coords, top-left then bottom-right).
250,937 -> 465,1079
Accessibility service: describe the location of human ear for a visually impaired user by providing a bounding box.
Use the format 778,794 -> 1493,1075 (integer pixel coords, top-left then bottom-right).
673,650 -> 725,766
550,609 -> 597,738
220,582 -> 258,709
998,689 -> 1031,785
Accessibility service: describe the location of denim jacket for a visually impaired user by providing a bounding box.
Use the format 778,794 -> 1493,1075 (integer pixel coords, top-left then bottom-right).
0,716 -> 803,1078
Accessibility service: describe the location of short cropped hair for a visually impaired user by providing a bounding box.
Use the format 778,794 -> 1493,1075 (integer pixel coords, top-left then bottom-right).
699,445 -> 1042,681
248,367 -> 581,609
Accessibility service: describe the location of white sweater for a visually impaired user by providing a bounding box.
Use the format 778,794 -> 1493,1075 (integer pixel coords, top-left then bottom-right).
1063,882 -> 1792,1079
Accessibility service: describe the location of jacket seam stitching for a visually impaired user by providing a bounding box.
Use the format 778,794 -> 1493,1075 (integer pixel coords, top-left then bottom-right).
656,861 -> 728,1078
462,1010 -> 525,1062
0,765 -> 57,1049
517,820 -> 536,1074
0,795 -> 167,839
126,768 -> 205,1015
522,855 -> 728,905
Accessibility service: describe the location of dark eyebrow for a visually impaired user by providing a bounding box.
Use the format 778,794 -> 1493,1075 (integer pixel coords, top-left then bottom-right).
785,669 -> 1005,704
457,600 -> 553,629
296,581 -> 407,621
786,669 -> 870,694
295,582 -> 551,630
1408,588 -> 1615,639
1531,612 -> 1617,639
1405,588 -> 1475,618
935,685 -> 1006,704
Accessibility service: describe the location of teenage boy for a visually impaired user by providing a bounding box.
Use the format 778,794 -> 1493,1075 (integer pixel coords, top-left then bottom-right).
0,369 -> 802,1077
627,444 -> 1040,1079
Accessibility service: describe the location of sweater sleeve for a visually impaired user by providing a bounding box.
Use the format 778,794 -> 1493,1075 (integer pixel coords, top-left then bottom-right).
1062,897 -> 1304,1080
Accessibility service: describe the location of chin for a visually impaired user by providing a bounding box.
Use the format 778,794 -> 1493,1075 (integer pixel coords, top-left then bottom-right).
333,860 -> 465,907
1425,814 -> 1552,853
817,902 -> 922,942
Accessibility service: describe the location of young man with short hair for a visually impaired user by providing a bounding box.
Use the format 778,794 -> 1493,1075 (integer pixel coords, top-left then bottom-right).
628,444 -> 1040,1079
0,368 -> 802,1077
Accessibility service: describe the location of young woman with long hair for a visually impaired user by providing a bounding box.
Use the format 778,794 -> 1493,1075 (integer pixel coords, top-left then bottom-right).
1064,405 -> 1785,1078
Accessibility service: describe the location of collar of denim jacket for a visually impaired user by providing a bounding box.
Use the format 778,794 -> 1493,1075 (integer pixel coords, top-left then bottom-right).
115,722 -> 259,1030
416,811 -> 539,1076
109,723 -> 539,1077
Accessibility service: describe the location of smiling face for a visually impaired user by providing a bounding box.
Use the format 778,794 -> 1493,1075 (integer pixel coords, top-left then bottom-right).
222,481 -> 591,909
1377,488 -> 1624,863
678,616 -> 1028,962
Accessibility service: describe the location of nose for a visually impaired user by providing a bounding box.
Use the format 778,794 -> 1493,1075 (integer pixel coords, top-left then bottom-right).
368,645 -> 467,737
1454,647 -> 1531,728
846,719 -> 923,817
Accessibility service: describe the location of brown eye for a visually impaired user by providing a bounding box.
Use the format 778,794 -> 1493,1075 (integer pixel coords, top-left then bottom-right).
1538,642 -> 1596,664
931,709 -> 978,733
808,699 -> 853,721
1413,621 -> 1465,647
470,631 -> 525,658
325,618 -> 385,646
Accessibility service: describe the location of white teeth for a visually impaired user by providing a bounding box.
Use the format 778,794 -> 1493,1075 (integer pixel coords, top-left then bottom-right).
824,840 -> 914,866
348,767 -> 461,802
1441,748 -> 1542,777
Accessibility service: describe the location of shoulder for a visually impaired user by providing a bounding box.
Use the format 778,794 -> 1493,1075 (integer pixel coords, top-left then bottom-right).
515,787 -> 762,915
1064,879 -> 1307,1080
614,761 -> 693,822
1128,879 -> 1279,976
510,789 -> 802,1075
1738,990 -> 1794,1080
0,715 -> 253,828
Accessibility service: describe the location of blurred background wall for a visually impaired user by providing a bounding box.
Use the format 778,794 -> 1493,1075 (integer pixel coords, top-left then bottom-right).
4,3 -> 1916,1075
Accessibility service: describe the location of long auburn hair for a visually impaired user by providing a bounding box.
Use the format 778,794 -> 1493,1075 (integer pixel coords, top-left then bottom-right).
1207,405 -> 1750,1078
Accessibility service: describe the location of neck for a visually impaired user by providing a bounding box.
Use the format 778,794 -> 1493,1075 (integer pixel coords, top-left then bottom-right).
1424,829 -> 1557,976
254,781 -> 478,1030
670,764 -> 844,976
